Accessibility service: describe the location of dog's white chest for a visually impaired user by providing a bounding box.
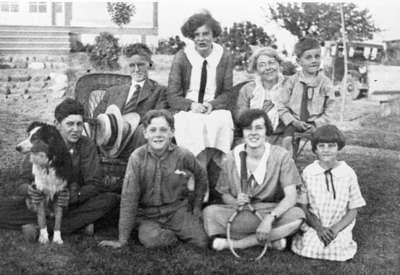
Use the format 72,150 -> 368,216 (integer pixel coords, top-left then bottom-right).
32,165 -> 67,200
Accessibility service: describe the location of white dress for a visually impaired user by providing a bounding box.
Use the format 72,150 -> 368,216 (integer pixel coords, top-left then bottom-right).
291,160 -> 366,261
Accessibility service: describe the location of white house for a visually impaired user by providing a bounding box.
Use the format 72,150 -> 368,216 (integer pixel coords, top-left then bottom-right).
0,1 -> 158,54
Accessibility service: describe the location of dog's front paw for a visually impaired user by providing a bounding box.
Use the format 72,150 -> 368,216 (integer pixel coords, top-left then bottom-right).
38,228 -> 49,244
52,230 -> 63,245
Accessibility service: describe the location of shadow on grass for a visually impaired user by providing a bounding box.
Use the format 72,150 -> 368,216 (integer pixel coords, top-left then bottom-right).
0,148 -> 399,274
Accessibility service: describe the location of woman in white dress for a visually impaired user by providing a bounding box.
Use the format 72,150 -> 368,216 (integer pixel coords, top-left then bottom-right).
167,12 -> 235,181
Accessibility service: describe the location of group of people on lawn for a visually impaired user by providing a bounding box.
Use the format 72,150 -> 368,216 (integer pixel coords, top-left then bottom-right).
0,12 -> 365,262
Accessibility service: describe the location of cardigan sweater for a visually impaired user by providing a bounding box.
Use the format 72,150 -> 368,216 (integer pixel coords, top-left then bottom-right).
166,48 -> 234,111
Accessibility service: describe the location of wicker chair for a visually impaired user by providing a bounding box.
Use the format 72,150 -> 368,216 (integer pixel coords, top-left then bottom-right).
74,73 -> 131,192
292,131 -> 312,160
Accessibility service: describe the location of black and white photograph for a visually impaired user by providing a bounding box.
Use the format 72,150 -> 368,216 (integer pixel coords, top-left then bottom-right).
0,0 -> 398,273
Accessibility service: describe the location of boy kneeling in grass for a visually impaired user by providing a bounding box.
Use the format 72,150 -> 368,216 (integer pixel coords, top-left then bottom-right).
291,125 -> 366,261
99,109 -> 208,249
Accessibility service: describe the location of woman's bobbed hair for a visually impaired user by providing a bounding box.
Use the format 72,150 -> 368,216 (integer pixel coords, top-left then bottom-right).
181,12 -> 222,39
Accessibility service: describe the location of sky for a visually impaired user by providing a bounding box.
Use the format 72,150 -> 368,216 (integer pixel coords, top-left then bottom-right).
154,0 -> 400,51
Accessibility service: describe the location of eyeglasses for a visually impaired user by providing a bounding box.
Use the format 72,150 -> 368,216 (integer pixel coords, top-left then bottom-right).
128,62 -> 147,69
256,60 -> 278,68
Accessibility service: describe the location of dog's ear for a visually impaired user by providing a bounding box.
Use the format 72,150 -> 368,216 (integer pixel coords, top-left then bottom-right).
46,124 -> 61,136
47,125 -> 70,161
27,121 -> 47,133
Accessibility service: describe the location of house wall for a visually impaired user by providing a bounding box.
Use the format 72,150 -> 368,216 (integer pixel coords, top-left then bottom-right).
0,1 -> 154,28
0,1 -> 52,26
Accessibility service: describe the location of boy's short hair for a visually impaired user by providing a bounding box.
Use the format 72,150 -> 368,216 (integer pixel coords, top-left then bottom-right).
142,109 -> 175,130
237,109 -> 273,137
123,43 -> 152,63
294,37 -> 321,58
311,124 -> 346,152
247,47 -> 283,73
54,98 -> 84,123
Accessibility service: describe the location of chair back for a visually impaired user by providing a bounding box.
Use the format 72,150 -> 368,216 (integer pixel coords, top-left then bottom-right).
74,73 -> 131,191
74,73 -> 131,118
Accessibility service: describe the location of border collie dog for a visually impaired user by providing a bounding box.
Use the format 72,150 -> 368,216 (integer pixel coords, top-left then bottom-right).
16,122 -> 72,244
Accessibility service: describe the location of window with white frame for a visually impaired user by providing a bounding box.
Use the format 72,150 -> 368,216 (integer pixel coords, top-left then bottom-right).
54,2 -> 63,13
0,1 -> 19,12
29,2 -> 47,13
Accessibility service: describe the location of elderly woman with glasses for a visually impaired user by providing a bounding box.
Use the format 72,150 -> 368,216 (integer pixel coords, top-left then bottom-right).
236,47 -> 288,133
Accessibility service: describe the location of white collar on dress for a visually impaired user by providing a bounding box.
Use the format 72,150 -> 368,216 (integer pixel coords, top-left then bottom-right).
233,142 -> 271,186
305,160 -> 352,177
184,41 -> 223,66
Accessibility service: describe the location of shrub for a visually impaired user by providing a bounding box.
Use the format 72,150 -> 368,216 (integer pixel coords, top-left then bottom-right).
69,32 -> 86,53
88,32 -> 121,71
107,2 -> 135,27
216,21 -> 276,70
155,36 -> 185,55
281,60 -> 298,76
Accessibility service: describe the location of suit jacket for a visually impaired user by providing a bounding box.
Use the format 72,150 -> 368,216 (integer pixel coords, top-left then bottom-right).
94,78 -> 168,118
166,48 -> 234,112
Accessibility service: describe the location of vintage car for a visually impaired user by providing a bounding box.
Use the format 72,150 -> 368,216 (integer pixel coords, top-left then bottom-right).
324,40 -> 386,100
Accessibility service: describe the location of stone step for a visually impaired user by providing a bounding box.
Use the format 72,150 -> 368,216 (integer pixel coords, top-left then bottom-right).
0,48 -> 70,54
0,36 -> 69,42
0,42 -> 69,49
0,30 -> 69,37
0,26 -> 76,55
0,25 -> 70,31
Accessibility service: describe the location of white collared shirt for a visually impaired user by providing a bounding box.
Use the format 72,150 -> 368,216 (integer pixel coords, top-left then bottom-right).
184,42 -> 223,103
125,80 -> 145,104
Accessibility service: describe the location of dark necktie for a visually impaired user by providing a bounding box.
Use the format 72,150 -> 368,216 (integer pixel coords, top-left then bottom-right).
300,83 -> 311,121
124,84 -> 141,113
324,168 -> 336,199
153,158 -> 162,205
239,150 -> 248,194
248,174 -> 257,192
198,60 -> 208,103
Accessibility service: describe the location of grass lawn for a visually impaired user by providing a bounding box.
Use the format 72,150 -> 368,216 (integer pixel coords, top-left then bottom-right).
0,54 -> 399,274
0,145 -> 398,274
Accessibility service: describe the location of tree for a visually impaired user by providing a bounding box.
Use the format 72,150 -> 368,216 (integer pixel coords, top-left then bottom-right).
216,21 -> 276,70
107,2 -> 136,27
267,2 -> 380,41
89,32 -> 121,71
